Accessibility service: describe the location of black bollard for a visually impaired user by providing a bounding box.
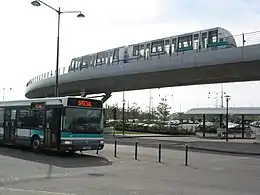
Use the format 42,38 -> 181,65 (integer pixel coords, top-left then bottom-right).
114,139 -> 117,157
158,143 -> 162,163
135,141 -> 138,160
185,144 -> 188,166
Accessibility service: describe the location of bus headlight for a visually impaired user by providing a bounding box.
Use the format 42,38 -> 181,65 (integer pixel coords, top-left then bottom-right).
100,140 -> 104,145
64,141 -> 72,145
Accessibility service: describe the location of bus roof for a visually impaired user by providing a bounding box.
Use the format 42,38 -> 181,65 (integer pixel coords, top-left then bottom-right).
0,96 -> 101,107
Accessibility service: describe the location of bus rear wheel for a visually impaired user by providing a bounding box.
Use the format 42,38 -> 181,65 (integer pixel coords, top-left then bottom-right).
31,136 -> 41,153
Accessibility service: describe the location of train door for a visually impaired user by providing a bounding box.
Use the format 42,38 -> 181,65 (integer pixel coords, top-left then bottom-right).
4,108 -> 17,143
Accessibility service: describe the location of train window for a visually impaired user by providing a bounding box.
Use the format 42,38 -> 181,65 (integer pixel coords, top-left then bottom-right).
208,30 -> 218,44
201,32 -> 207,48
178,35 -> 192,49
194,40 -> 199,50
171,38 -> 177,53
139,45 -> 144,56
145,43 -> 150,58
193,34 -> 199,50
151,40 -> 164,53
164,40 -> 170,54
0,108 -> 4,126
212,36 -> 217,43
113,49 -> 119,60
133,45 -> 139,56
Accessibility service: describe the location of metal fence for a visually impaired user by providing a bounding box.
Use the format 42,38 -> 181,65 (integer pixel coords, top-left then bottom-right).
26,30 -> 260,88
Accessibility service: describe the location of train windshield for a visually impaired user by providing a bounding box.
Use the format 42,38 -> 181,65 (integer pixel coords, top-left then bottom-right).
63,107 -> 102,134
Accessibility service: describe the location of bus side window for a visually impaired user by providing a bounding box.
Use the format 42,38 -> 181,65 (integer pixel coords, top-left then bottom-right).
18,109 -> 30,127
0,108 -> 4,127
46,109 -> 53,129
30,110 -> 44,128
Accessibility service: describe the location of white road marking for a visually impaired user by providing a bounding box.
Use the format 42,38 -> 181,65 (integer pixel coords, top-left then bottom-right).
0,187 -> 78,195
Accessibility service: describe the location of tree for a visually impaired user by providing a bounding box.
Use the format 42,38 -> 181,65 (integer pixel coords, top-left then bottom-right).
156,97 -> 171,121
105,103 -> 120,120
128,102 -> 141,119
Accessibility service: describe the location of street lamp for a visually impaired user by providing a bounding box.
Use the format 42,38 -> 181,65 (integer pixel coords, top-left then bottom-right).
122,91 -> 126,135
31,0 -> 85,97
225,95 -> 231,142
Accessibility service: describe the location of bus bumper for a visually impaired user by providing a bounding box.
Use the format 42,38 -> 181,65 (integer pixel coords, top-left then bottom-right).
59,139 -> 104,152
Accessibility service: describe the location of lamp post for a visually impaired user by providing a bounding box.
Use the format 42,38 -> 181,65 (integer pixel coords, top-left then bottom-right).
31,0 -> 85,97
225,95 -> 231,142
122,91 -> 125,135
148,89 -> 153,124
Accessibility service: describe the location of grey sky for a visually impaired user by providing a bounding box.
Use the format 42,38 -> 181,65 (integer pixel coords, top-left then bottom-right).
0,0 -> 260,112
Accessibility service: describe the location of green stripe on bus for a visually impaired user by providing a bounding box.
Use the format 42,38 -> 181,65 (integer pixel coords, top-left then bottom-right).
31,129 -> 44,136
61,132 -> 103,138
30,130 -> 103,138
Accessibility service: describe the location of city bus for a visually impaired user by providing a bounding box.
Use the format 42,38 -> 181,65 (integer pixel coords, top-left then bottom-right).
0,96 -> 104,153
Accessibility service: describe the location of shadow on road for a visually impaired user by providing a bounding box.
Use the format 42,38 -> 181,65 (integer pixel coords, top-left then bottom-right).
0,145 -> 113,168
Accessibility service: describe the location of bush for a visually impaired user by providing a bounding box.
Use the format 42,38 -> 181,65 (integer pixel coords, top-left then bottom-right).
106,121 -> 195,135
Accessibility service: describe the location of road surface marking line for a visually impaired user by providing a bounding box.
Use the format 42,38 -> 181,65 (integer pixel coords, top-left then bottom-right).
0,187 -> 77,195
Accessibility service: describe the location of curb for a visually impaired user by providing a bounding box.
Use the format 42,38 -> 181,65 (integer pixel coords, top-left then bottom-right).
113,135 -> 194,139
188,146 -> 260,156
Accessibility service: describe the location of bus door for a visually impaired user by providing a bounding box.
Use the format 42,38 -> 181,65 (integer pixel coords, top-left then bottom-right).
30,102 -> 51,148
46,107 -> 61,149
4,109 -> 17,143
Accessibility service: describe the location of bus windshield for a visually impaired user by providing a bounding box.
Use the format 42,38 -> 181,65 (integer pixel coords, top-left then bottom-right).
63,107 -> 102,133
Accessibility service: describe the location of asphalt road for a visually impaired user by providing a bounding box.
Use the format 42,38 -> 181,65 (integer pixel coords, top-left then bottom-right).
0,144 -> 260,194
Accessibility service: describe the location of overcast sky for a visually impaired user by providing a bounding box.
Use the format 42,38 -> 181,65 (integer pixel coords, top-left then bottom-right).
1,0 -> 260,112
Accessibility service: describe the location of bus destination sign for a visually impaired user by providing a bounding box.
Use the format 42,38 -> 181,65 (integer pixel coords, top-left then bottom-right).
78,100 -> 92,107
31,102 -> 46,110
68,98 -> 102,108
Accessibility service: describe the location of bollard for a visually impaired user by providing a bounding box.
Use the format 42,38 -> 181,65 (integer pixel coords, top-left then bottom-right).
158,143 -> 162,163
185,144 -> 188,166
114,139 -> 117,157
135,141 -> 138,160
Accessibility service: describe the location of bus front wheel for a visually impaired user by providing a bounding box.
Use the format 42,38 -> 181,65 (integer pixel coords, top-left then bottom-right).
31,136 -> 41,153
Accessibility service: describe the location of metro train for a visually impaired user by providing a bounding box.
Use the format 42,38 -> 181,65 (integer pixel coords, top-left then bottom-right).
68,27 -> 237,72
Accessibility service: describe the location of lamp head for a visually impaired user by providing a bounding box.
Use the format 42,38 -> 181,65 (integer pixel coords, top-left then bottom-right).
77,12 -> 85,18
31,0 -> 41,6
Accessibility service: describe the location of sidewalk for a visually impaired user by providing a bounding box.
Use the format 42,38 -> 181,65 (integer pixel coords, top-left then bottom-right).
188,141 -> 260,155
105,134 -> 260,155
